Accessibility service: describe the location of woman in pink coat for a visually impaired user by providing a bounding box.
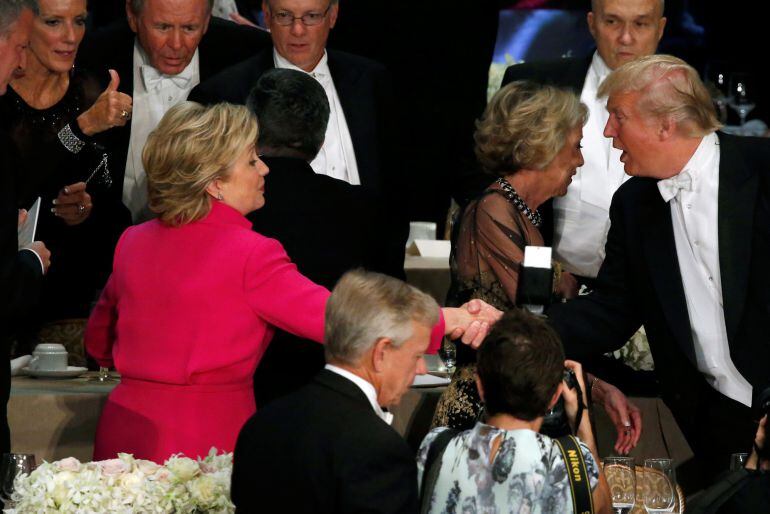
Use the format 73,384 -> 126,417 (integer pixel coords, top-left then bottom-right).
86,102 -> 496,463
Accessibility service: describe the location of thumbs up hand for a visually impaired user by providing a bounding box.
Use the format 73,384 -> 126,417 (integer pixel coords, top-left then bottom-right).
77,69 -> 134,136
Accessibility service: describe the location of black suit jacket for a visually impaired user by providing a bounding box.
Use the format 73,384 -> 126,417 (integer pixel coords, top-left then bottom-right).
549,133 -> 770,451
494,55 -> 593,246
232,369 -> 418,514
249,156 -> 398,406
0,133 -> 43,456
76,18 -> 271,212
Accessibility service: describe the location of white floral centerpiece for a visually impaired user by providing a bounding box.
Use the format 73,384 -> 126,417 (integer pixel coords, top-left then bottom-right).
5,448 -> 234,513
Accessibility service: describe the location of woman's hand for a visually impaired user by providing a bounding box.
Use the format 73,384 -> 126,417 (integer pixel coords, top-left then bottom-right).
591,376 -> 642,455
52,182 -> 92,226
441,299 -> 503,348
77,70 -> 133,136
561,360 -> 588,423
556,271 -> 579,300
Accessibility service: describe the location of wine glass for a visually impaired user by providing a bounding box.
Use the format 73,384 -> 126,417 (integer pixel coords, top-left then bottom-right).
87,366 -> 117,383
643,458 -> 677,513
728,73 -> 756,131
438,340 -> 456,376
0,453 -> 36,506
729,452 -> 749,471
704,61 -> 730,124
603,456 -> 636,514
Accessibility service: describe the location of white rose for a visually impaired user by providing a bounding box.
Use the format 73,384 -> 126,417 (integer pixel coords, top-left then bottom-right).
166,456 -> 200,482
97,458 -> 130,477
55,457 -> 81,473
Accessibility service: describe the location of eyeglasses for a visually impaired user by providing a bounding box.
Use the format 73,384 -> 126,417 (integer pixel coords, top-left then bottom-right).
269,5 -> 331,26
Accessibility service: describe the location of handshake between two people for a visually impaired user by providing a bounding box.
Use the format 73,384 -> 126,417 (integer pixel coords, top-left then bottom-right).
441,299 -> 504,349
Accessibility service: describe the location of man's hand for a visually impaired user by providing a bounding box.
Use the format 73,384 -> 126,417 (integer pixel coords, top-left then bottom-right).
441,299 -> 503,348
592,377 -> 642,455
24,241 -> 51,274
52,182 -> 92,226
77,70 -> 133,136
747,415 -> 768,471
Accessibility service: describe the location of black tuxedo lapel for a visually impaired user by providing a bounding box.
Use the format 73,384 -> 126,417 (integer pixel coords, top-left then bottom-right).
716,134 -> 758,343
640,184 -> 696,364
327,52 -> 378,188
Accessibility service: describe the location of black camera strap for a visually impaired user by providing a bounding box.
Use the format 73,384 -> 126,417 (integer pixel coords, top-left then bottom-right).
553,435 -> 594,514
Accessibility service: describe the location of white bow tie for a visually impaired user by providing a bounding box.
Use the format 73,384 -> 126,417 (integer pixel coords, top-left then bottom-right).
141,65 -> 193,91
658,170 -> 693,202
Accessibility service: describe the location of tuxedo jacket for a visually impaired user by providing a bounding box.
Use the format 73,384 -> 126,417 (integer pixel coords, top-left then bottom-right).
249,156 -> 400,406
549,133 -> 770,440
496,55 -> 593,246
232,369 -> 418,514
76,18 -> 271,210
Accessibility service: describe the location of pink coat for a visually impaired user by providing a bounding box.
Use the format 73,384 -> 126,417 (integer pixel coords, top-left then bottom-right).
86,202 -> 444,463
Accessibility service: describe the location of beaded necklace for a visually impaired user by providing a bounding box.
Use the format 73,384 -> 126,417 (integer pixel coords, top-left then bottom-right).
495,177 -> 542,227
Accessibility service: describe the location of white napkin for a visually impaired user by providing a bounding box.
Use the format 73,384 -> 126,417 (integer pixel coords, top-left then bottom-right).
10,355 -> 31,376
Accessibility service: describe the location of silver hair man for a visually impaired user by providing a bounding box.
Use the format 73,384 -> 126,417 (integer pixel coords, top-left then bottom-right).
0,0 -> 37,36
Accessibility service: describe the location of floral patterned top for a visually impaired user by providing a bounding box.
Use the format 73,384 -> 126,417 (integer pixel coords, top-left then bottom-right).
417,423 -> 599,514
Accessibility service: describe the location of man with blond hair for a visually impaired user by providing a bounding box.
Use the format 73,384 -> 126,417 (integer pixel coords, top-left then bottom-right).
549,54 -> 770,489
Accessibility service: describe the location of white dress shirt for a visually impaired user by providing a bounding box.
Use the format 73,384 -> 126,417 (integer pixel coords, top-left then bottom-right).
123,41 -> 201,222
325,364 -> 393,425
659,132 -> 752,406
552,52 -> 629,278
274,49 -> 360,185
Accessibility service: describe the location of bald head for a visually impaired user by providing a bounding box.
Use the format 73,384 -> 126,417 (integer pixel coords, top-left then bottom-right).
588,0 -> 666,70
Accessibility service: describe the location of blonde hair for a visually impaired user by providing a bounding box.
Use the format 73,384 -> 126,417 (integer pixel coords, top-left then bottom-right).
598,54 -> 722,137
143,102 -> 258,226
474,81 -> 587,176
324,270 -> 438,366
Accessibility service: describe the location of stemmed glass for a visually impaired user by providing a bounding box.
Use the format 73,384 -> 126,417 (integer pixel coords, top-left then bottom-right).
438,340 -> 456,376
603,456 -> 636,514
0,453 -> 36,507
643,458 -> 677,513
704,61 -> 730,123
728,73 -> 756,132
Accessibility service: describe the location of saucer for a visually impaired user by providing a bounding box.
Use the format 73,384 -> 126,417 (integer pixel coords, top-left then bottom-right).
22,366 -> 88,379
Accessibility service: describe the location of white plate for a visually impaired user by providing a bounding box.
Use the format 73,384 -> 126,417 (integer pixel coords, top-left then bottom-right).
22,366 -> 88,379
411,374 -> 450,388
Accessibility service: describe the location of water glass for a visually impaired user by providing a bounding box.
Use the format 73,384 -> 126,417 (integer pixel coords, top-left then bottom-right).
603,456 -> 636,514
0,453 -> 36,505
643,458 -> 677,513
729,452 -> 749,471
438,340 -> 456,375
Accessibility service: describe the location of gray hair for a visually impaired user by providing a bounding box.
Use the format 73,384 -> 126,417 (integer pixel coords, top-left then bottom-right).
128,0 -> 213,14
598,54 -> 721,137
591,0 -> 664,16
0,0 -> 37,38
324,270 -> 439,366
264,0 -> 338,10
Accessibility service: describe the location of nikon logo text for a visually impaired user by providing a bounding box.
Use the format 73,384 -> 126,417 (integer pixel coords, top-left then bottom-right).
567,450 -> 582,482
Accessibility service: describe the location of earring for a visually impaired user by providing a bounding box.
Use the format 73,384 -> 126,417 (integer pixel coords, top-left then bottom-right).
217,192 -> 224,201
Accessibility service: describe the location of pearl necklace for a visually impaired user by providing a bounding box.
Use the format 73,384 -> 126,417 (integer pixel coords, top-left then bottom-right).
495,177 -> 542,227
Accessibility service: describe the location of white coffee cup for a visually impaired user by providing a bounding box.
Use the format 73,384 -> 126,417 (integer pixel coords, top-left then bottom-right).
28,343 -> 68,372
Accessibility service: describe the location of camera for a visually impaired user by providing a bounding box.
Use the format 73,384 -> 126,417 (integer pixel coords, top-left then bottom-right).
540,369 -> 584,438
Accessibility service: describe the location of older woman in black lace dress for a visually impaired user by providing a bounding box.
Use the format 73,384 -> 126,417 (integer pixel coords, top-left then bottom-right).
0,0 -> 131,352
433,81 -> 642,454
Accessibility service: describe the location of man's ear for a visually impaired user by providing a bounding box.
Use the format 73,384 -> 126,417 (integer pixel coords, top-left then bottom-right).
658,116 -> 677,141
371,337 -> 391,373
586,11 -> 596,40
126,0 -> 139,34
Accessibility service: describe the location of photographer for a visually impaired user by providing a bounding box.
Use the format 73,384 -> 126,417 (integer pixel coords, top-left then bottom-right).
417,309 -> 611,514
